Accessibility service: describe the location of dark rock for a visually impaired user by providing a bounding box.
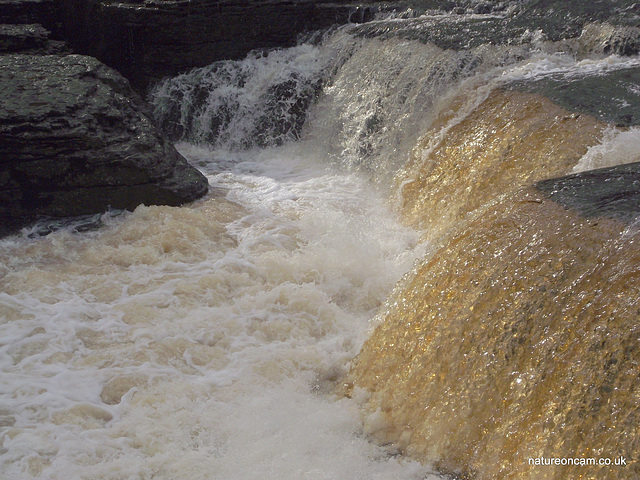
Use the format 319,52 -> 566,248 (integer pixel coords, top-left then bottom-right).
507,66 -> 640,127
536,161 -> 640,223
351,0 -> 640,51
59,0 -> 377,92
0,24 -> 47,52
0,23 -> 70,54
507,0 -> 640,42
577,22 -> 640,56
0,54 -> 209,235
0,0 -> 61,36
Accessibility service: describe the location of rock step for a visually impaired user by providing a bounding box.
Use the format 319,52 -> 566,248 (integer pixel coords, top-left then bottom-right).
536,161 -> 640,223
0,0 -> 60,34
0,23 -> 69,53
60,0 -> 375,92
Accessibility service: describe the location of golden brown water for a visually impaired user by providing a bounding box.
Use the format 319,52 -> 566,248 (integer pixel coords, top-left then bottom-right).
345,86 -> 640,480
397,88 -> 606,242
345,187 -> 640,479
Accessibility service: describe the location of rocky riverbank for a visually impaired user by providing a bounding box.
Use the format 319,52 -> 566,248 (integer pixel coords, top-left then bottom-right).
0,0 -> 380,236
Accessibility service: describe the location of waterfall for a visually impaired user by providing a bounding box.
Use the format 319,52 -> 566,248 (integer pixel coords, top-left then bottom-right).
150,24 -> 528,180
150,42 -> 343,149
3,4 -> 640,480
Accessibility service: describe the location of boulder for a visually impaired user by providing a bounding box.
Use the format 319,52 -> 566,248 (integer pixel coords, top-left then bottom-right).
0,54 -> 209,236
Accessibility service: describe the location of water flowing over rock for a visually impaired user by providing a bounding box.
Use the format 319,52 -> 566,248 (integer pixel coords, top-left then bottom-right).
151,44 -> 333,149
397,88 -> 606,241
344,46 -> 640,480
3,1 -> 640,478
351,0 -> 640,51
0,54 -> 208,235
344,184 -> 640,480
55,0 -> 640,92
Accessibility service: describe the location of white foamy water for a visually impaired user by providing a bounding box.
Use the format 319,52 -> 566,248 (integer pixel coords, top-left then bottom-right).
0,143 -> 440,480
151,44 -> 332,149
573,125 -> 640,172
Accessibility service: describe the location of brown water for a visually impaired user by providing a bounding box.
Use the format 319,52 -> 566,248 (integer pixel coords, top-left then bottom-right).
397,88 -> 605,242
345,85 -> 640,479
4,18 -> 640,479
0,147 -> 435,480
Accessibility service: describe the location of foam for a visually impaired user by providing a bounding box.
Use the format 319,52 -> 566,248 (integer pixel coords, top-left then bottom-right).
0,145 -> 431,479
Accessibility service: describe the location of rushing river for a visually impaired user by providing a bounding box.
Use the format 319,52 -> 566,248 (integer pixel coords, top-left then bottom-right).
2,6 -> 640,480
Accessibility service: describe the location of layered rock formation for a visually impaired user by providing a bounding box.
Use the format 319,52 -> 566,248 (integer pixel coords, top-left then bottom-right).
0,24 -> 54,53
0,55 -> 208,235
59,0 -> 375,92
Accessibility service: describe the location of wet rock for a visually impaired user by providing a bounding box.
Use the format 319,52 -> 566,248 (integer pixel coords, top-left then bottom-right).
506,0 -> 640,41
507,66 -> 640,127
536,161 -> 640,223
0,54 -> 209,236
578,22 -> 640,56
351,13 -> 516,50
352,0 -> 640,51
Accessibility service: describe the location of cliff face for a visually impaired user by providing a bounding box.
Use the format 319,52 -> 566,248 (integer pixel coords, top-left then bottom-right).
58,0 -> 374,92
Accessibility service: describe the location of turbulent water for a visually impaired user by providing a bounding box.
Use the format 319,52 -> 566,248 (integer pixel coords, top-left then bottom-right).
0,142 -> 435,479
3,7 -> 640,480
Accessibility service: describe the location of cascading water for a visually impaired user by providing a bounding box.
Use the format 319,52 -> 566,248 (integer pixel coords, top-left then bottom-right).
150,41 -> 346,150
151,21 -> 528,180
2,5 -> 640,480
1,21 -> 446,480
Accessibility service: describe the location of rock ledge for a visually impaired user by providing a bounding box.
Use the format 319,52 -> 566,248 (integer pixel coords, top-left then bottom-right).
0,54 -> 209,235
